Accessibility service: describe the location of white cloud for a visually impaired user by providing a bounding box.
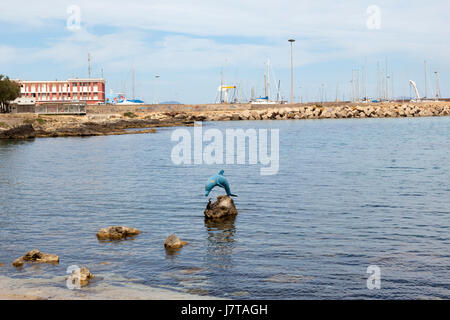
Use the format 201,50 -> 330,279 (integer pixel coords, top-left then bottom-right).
2,0 -> 449,65
1,0 -> 449,102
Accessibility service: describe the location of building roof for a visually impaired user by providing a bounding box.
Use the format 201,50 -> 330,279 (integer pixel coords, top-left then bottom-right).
15,78 -> 106,83
67,78 -> 106,82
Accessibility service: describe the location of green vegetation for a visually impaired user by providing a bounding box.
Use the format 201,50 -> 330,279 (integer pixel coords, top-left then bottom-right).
23,119 -> 34,124
36,117 -> 46,125
23,117 -> 46,125
0,74 -> 21,113
123,112 -> 138,118
0,122 -> 9,128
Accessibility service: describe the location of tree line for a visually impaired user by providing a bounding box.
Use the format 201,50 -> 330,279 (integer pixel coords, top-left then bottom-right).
0,75 -> 21,113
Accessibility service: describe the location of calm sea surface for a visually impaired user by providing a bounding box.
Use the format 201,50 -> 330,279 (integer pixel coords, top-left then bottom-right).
1,117 -> 449,299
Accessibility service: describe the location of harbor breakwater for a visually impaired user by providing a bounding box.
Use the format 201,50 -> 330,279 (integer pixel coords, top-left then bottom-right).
155,102 -> 450,121
1,102 -> 449,139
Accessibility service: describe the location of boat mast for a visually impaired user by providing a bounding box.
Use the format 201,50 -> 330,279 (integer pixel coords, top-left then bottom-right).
267,58 -> 270,101
132,66 -> 135,100
220,69 -> 223,104
88,53 -> 91,79
277,80 -> 281,102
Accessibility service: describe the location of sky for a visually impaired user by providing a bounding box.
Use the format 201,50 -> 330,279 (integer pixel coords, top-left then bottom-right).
0,0 -> 449,104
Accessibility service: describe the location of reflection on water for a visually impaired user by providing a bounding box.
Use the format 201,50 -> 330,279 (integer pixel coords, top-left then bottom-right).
204,216 -> 236,271
165,248 -> 182,259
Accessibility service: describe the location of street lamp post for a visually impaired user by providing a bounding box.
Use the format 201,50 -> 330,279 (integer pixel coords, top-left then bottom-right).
321,83 -> 325,104
288,39 -> 295,104
155,75 -> 160,104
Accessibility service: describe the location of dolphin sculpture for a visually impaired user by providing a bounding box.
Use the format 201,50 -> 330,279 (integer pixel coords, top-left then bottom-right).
205,170 -> 237,197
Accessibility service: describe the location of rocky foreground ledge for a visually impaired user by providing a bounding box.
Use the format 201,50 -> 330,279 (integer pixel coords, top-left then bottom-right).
0,115 -> 193,139
1,102 -> 449,139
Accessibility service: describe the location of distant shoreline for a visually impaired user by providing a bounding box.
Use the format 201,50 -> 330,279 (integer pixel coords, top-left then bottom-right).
1,101 -> 449,139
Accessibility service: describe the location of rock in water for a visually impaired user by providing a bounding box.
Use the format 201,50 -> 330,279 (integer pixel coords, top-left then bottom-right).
12,249 -> 59,267
12,258 -> 24,267
204,195 -> 238,219
70,267 -> 94,287
164,234 -> 187,249
96,226 -> 141,240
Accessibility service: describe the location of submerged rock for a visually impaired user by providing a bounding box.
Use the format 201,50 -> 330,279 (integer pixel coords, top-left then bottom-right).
265,273 -> 313,283
164,234 -> 187,249
179,267 -> 205,275
231,291 -> 250,297
96,226 -> 141,240
70,267 -> 95,287
204,195 -> 238,220
12,249 -> 59,267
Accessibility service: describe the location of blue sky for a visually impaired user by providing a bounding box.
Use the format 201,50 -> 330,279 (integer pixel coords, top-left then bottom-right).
1,0 -> 449,103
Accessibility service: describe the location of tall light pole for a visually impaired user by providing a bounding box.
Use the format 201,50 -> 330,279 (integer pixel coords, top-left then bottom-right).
321,83 -> 325,104
288,39 -> 295,104
434,71 -> 440,100
155,75 -> 160,104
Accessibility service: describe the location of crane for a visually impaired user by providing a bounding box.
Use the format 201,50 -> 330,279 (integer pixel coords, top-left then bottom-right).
217,85 -> 237,103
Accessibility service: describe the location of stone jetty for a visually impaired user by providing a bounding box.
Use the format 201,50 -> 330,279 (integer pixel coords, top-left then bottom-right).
163,103 -> 450,122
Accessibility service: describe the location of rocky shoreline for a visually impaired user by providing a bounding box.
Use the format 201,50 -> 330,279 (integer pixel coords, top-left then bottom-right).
0,116 -> 193,139
1,102 -> 449,139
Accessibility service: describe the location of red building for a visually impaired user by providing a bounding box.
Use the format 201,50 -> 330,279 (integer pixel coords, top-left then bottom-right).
17,78 -> 106,105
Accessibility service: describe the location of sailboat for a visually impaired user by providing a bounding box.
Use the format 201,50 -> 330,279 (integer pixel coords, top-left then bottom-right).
107,90 -> 145,105
251,59 -> 286,105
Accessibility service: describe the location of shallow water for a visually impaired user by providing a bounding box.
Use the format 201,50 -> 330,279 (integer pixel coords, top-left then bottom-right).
1,117 -> 449,299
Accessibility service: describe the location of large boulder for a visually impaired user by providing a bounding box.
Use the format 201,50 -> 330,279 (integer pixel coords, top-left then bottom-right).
231,113 -> 240,121
164,234 -> 187,249
239,110 -> 251,120
250,110 -> 261,120
12,249 -> 59,267
96,226 -> 141,240
204,195 -> 238,220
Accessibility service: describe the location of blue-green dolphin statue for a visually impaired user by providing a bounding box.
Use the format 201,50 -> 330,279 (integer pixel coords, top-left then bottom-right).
205,170 -> 237,197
